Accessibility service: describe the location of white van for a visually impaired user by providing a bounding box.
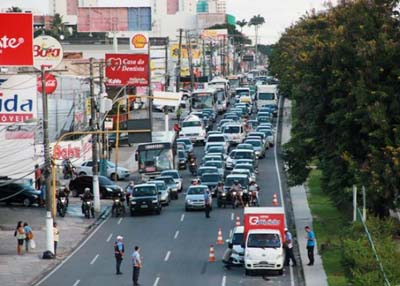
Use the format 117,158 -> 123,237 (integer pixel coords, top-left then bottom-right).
180,115 -> 207,143
222,123 -> 246,145
257,85 -> 278,110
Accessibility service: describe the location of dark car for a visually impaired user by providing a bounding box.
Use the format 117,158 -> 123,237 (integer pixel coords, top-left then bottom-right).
130,184 -> 162,215
69,175 -> 123,198
0,181 -> 41,207
108,133 -> 131,148
200,173 -> 222,197
178,150 -> 187,170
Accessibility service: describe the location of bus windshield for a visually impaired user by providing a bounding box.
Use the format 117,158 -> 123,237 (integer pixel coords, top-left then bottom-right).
216,90 -> 225,102
138,147 -> 172,173
192,93 -> 214,109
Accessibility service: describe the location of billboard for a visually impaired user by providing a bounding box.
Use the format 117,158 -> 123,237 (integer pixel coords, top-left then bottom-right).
170,43 -> 201,59
0,13 -> 33,66
200,29 -> 228,42
105,54 -> 149,87
0,75 -> 37,124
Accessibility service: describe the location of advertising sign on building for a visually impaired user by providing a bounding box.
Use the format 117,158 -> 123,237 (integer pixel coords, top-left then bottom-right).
105,54 -> 149,87
0,13 -> 33,66
200,29 -> 228,42
130,32 -> 149,53
0,75 -> 37,124
51,134 -> 92,162
33,35 -> 63,70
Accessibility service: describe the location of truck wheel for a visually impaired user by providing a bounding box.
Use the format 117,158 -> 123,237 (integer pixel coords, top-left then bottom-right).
245,269 -> 251,276
278,269 -> 283,275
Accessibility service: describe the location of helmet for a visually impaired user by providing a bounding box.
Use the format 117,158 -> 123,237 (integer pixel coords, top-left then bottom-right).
84,187 -> 90,193
234,180 -> 239,184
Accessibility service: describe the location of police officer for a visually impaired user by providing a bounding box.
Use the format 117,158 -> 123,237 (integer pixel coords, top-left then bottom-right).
114,236 -> 124,275
204,190 -> 211,218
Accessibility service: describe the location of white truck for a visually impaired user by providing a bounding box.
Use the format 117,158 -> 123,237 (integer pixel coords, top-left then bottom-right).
243,207 -> 286,275
256,85 -> 278,111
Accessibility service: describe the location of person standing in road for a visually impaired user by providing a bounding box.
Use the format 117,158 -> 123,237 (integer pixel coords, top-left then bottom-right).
34,164 -> 42,190
305,226 -> 315,265
126,181 -> 135,207
14,221 -> 25,255
284,228 -> 297,266
204,191 -> 211,218
23,222 -> 33,252
53,222 -> 59,256
114,236 -> 124,275
132,246 -> 142,286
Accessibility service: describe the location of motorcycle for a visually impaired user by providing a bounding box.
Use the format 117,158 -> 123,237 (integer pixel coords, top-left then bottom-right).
112,197 -> 125,217
248,191 -> 259,206
189,160 -> 197,176
217,190 -> 237,209
82,200 -> 95,219
57,196 -> 68,217
242,190 -> 250,207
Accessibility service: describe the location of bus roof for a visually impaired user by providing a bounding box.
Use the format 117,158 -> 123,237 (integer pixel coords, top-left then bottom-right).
137,131 -> 176,148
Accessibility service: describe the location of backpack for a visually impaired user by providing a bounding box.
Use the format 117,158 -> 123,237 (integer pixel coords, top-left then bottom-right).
42,250 -> 55,259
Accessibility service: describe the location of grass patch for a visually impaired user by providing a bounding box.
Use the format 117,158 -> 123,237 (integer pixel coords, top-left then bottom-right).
307,169 -> 349,286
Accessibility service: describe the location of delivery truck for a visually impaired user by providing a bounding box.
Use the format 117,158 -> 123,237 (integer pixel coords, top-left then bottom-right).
243,207 -> 286,275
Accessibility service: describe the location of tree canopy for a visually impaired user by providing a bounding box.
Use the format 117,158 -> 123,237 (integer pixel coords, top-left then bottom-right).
269,0 -> 400,217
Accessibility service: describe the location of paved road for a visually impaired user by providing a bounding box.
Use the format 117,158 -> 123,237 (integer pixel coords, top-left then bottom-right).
36,103 -> 300,286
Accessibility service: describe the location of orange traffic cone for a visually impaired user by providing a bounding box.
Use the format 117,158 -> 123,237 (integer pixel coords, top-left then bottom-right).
272,193 -> 278,206
208,245 -> 216,262
217,228 -> 224,245
235,216 -> 241,226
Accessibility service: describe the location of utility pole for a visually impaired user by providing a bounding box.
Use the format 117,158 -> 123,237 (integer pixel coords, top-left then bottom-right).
176,29 -> 183,92
165,37 -> 169,88
208,42 -> 213,81
42,66 -> 54,255
186,30 -> 195,91
89,58 -> 100,213
220,39 -> 224,76
99,61 -> 107,177
227,36 -> 230,76
202,39 -> 206,78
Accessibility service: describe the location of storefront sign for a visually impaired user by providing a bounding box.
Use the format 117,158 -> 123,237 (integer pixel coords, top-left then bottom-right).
130,32 -> 149,53
0,13 -> 33,66
37,73 -> 57,94
105,53 -> 149,87
33,36 -> 63,70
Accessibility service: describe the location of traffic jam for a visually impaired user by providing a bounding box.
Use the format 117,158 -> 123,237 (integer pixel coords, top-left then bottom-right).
119,72 -> 287,276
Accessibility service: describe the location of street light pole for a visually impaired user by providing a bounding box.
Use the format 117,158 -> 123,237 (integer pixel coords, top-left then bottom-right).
41,66 -> 54,255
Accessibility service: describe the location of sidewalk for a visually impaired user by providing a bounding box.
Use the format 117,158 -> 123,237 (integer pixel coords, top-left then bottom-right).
281,99 -> 328,286
0,198 -> 111,286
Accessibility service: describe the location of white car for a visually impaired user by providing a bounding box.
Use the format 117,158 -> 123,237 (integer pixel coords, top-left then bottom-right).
75,160 -> 130,180
226,226 -> 245,265
185,185 -> 212,211
205,134 -> 229,153
180,115 -> 207,143
226,149 -> 255,169
160,170 -> 183,192
222,124 -> 246,145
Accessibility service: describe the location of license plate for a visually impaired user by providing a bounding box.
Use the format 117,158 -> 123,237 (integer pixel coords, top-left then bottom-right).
190,137 -> 196,141
141,205 -> 148,208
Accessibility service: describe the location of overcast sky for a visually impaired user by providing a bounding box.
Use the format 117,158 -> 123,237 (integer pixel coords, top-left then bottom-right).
0,0 -> 336,44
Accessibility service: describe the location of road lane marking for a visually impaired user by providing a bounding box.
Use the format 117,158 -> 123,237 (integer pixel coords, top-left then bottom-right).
174,230 -> 179,239
34,216 -> 110,285
229,229 -> 232,238
72,280 -> 80,286
153,277 -> 160,286
90,254 -> 99,265
117,218 -> 123,224
106,233 -> 113,242
275,97 -> 294,286
231,213 -> 234,220
221,275 -> 226,286
180,214 -> 185,222
164,251 -> 171,261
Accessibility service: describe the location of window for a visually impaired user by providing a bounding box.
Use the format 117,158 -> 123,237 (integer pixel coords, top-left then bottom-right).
128,7 -> 152,31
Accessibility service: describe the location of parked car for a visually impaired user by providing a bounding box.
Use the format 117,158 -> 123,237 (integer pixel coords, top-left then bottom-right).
0,180 -> 40,207
185,185 -> 212,211
129,184 -> 162,215
75,160 -> 130,181
108,132 -> 131,147
69,175 -> 123,198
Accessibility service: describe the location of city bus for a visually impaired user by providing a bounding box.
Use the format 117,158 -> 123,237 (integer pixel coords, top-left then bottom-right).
191,88 -> 218,114
135,131 -> 177,181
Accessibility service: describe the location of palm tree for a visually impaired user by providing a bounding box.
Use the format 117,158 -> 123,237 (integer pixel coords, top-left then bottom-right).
248,15 -> 266,65
7,6 -> 22,12
236,19 -> 248,33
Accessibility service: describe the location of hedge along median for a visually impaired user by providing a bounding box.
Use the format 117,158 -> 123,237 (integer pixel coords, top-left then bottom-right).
307,169 -> 400,286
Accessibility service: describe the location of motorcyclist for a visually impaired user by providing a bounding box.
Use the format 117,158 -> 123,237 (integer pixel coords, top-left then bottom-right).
81,188 -> 94,217
230,180 -> 243,207
112,191 -> 125,215
56,186 -> 69,207
62,158 -> 72,179
249,181 -> 260,205
126,181 -> 134,207
188,152 -> 197,175
216,182 -> 224,194
191,178 -> 200,185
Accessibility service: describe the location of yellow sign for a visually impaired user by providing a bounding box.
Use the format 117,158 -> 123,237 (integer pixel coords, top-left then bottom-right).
131,34 -> 148,49
170,44 -> 201,59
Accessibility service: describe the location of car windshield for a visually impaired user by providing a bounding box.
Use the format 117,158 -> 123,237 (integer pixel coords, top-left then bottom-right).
177,139 -> 191,145
201,174 -> 221,182
225,177 -> 249,187
182,121 -> 201,127
258,93 -> 275,100
236,90 -> 249,96
223,126 -> 240,133
235,164 -> 254,172
216,91 -> 225,101
162,171 -> 179,179
208,136 -> 225,142
188,187 -> 206,195
205,161 -> 223,168
230,151 -> 253,160
246,140 -> 262,147
178,151 -> 186,159
232,233 -> 244,245
158,177 -> 175,185
238,144 -> 253,150
134,186 -> 157,196
247,233 -> 281,248
199,168 -> 216,175
99,176 -> 114,185
208,146 -> 223,152
150,182 -> 166,191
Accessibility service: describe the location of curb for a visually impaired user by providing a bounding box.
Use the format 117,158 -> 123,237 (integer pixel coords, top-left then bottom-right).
29,206 -> 111,286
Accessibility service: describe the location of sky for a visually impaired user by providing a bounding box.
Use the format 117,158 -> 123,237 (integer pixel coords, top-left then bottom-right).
0,0 -> 336,44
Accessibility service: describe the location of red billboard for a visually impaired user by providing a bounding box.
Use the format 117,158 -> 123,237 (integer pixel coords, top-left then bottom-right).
0,13 -> 33,66
105,54 -> 149,87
